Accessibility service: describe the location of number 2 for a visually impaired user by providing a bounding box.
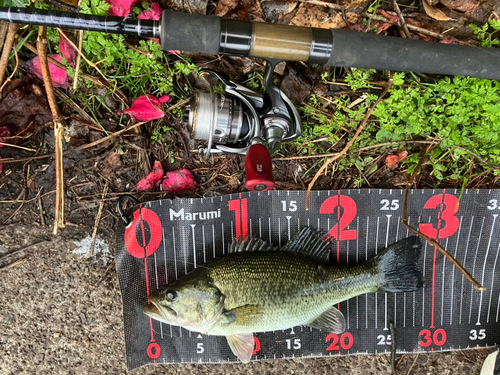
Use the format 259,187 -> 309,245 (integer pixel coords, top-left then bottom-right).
320,195 -> 357,241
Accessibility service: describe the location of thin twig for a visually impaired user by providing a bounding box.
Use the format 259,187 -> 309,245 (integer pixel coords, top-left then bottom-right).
0,23 -> 19,87
89,182 -> 109,257
123,40 -> 153,58
0,141 -> 36,152
451,145 -> 500,170
37,26 -> 66,234
0,122 -> 146,165
391,0 -> 412,39
401,146 -> 485,291
73,30 -> 84,91
0,240 -> 50,262
406,354 -> 419,375
306,74 -> 394,210
275,140 -> 435,161
0,45 -> 19,94
37,188 -> 46,225
57,28 -> 109,84
0,258 -> 27,271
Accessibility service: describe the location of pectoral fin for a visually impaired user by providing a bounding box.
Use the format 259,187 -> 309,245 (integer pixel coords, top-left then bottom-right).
221,304 -> 264,326
307,306 -> 346,334
226,333 -> 255,363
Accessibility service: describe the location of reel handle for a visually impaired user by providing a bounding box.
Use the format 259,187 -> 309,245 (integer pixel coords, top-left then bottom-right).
244,144 -> 275,192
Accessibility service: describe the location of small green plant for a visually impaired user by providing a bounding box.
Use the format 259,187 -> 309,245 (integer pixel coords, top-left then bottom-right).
470,19 -> 500,47
298,69 -> 500,186
151,125 -> 172,143
345,69 -> 376,91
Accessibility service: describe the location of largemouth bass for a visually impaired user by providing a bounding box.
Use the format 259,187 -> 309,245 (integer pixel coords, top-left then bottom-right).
143,227 -> 424,362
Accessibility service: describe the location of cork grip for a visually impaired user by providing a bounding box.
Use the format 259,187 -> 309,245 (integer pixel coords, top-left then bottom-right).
249,22 -> 312,61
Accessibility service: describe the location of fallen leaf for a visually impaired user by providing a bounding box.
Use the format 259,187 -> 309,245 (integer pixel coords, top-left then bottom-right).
280,72 -> 312,103
290,3 -> 345,29
25,54 -> 71,89
215,0 -> 238,17
162,168 -> 198,193
0,78 -> 53,135
422,0 -> 453,21
136,161 -> 164,191
385,151 -> 408,169
106,0 -> 137,16
163,0 -> 208,14
117,94 -> 170,122
262,0 -> 298,24
439,0 -> 479,13
104,151 -> 123,170
59,30 -> 76,68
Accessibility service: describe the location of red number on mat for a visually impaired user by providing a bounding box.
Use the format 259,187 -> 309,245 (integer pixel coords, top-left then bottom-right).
419,193 -> 460,239
253,337 -> 261,355
320,195 -> 358,241
326,333 -> 354,351
419,329 -> 447,347
229,199 -> 249,239
147,342 -> 161,359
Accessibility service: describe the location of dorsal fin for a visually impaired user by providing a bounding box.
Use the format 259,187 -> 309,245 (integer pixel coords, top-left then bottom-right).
280,227 -> 331,264
228,227 -> 331,263
228,236 -> 276,254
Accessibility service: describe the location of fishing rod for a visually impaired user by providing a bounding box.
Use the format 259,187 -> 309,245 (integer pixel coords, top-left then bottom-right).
1,7 -> 499,191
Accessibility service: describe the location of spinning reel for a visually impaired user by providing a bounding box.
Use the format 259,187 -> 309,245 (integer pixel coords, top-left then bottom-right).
183,60 -> 302,192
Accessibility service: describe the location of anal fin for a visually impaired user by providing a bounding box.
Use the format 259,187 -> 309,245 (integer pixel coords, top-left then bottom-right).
226,333 -> 255,363
307,306 -> 346,334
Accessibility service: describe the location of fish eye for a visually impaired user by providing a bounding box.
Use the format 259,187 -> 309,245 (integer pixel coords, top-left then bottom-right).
166,291 -> 177,301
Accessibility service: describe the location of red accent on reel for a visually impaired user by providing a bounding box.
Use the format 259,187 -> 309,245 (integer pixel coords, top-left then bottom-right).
244,144 -> 275,192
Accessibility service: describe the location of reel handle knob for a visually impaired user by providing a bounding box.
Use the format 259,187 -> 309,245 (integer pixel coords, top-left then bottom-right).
244,144 -> 275,192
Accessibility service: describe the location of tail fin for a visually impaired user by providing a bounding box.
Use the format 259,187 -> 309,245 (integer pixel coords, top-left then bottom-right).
375,236 -> 424,293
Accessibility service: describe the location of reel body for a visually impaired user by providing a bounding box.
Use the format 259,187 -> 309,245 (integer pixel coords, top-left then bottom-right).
183,64 -> 302,191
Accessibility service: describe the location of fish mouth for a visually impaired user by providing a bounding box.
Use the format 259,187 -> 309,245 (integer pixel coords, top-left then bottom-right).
143,300 -> 177,323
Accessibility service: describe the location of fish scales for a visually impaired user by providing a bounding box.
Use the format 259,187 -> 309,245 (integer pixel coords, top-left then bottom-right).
202,251 -> 381,335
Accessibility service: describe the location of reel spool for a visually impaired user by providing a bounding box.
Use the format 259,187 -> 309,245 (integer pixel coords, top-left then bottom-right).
182,67 -> 302,192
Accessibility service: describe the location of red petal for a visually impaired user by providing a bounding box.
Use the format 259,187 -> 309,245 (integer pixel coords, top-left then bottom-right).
162,168 -> 198,193
0,156 -> 3,175
135,161 -> 164,191
117,94 -> 168,122
106,0 -> 138,16
25,55 -> 70,89
138,3 -> 162,20
59,30 -> 76,67
385,151 -> 409,169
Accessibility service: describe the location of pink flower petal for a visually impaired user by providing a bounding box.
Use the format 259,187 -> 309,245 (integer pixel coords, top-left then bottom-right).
162,168 -> 198,193
117,94 -> 170,122
385,151 -> 408,169
26,55 -> 70,89
138,3 -> 162,20
106,0 -> 138,16
59,30 -> 76,68
138,4 -> 164,45
136,161 -> 164,191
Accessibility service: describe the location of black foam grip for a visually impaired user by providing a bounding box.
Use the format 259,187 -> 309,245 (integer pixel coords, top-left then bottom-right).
327,29 -> 500,81
160,10 -> 221,55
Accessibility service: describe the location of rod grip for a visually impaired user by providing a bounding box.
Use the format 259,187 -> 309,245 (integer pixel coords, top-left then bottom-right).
327,29 -> 500,81
160,10 -> 221,55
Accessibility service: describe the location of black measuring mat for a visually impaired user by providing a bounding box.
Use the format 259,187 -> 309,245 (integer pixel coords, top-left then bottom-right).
115,189 -> 500,370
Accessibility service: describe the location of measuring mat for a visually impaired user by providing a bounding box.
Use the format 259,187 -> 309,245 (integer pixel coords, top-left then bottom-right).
116,189 -> 500,370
